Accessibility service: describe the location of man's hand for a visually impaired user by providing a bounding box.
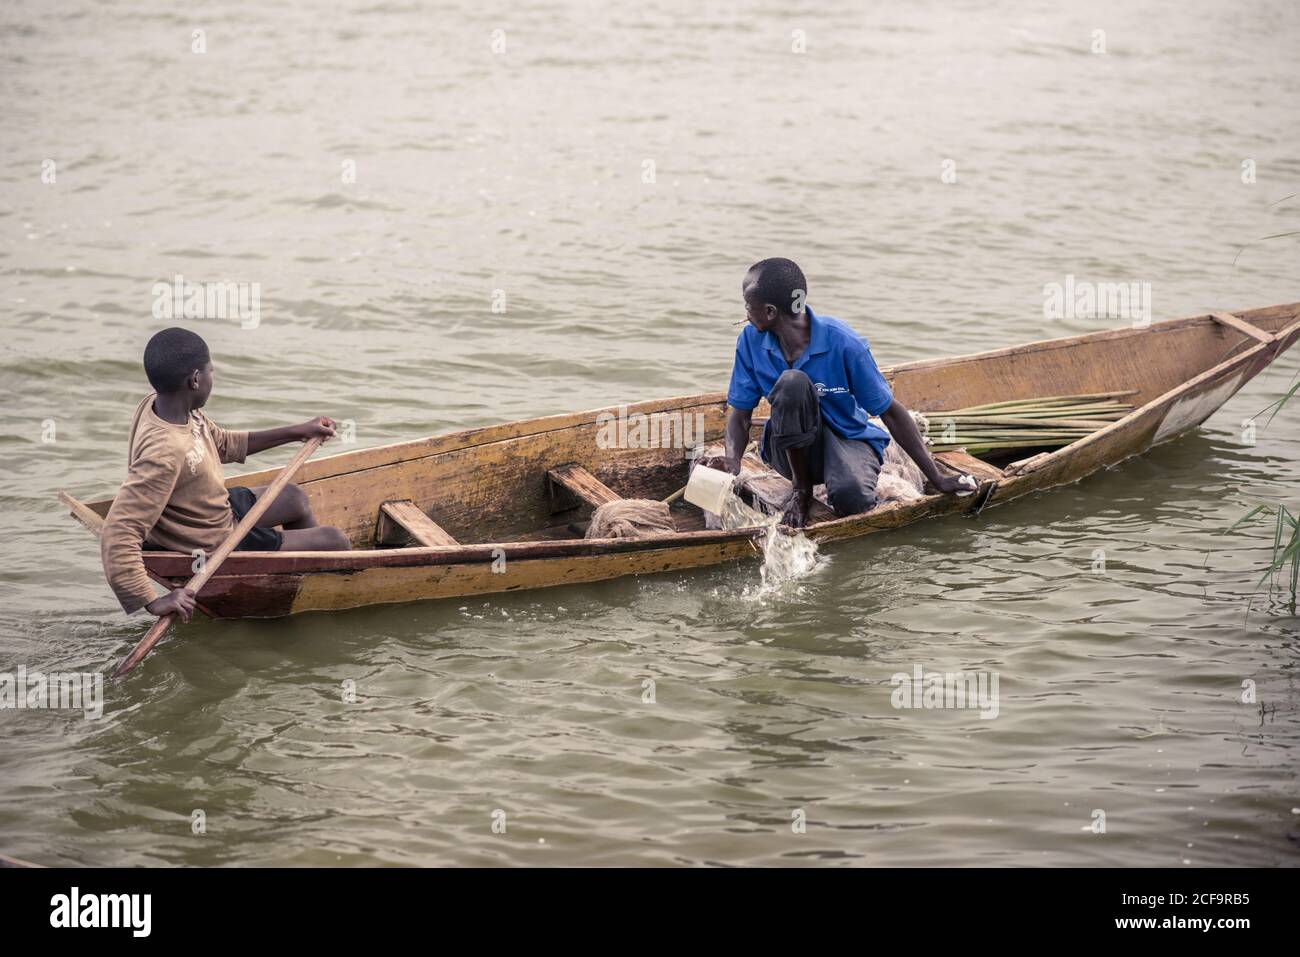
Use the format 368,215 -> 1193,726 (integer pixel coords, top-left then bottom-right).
695,455 -> 741,475
778,487 -> 812,529
294,416 -> 337,442
146,588 -> 196,622
931,473 -> 974,496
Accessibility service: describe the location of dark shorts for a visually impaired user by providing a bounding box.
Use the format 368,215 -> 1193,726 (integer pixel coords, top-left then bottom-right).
143,487 -> 284,552
227,486 -> 284,551
761,369 -> 884,516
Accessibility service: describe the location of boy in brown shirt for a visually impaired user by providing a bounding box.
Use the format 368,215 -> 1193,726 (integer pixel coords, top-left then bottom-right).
101,328 -> 350,622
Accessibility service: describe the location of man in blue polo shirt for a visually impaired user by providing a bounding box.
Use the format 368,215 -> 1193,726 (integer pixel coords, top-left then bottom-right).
698,257 -> 972,528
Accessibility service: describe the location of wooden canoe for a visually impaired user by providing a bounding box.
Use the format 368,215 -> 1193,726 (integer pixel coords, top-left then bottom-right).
61,303 -> 1300,620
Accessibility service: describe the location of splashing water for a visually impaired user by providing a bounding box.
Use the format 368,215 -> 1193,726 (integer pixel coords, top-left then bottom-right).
712,479 -> 821,598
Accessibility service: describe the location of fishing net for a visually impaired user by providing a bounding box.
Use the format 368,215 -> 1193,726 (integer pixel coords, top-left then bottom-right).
873,451 -> 924,502
870,415 -> 927,504
585,499 -> 676,540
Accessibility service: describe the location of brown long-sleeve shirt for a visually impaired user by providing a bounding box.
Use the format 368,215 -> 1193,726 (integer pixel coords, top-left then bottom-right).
100,395 -> 249,613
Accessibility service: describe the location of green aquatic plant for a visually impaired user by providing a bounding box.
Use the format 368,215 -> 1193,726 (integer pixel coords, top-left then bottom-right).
1218,200 -> 1299,612
1225,502 -> 1299,616
1257,376 -> 1300,428
1224,378 -> 1299,615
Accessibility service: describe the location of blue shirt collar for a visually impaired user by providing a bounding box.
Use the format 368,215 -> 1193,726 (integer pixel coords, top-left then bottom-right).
761,305 -> 830,361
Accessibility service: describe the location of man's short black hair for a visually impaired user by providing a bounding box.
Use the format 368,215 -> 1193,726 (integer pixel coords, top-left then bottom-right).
745,257 -> 807,317
144,327 -> 210,393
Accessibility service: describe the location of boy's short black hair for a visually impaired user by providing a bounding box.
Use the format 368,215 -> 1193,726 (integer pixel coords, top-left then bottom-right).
144,327 -> 210,393
745,257 -> 808,317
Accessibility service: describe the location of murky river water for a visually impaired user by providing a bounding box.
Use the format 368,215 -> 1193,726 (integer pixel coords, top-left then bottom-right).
2,0 -> 1298,866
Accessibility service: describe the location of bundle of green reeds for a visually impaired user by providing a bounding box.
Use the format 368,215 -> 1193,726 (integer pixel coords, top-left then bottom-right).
924,391 -> 1136,455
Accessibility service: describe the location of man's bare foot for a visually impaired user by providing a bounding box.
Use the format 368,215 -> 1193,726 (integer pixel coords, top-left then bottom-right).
779,487 -> 812,529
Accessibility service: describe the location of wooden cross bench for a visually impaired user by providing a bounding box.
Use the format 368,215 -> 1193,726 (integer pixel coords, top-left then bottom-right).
374,500 -> 459,547
546,464 -> 623,513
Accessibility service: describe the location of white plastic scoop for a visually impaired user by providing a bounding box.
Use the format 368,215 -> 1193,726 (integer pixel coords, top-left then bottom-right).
684,465 -> 736,515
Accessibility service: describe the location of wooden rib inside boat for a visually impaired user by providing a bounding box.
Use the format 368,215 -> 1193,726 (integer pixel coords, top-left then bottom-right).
60,302 -> 1300,620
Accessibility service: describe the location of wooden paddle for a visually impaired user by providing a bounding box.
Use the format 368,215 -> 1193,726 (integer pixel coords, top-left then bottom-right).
111,436 -> 326,679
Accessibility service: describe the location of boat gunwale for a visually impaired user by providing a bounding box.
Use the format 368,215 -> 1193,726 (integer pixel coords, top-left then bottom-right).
889,302 -> 1298,375
210,392 -> 734,492
137,525 -> 771,575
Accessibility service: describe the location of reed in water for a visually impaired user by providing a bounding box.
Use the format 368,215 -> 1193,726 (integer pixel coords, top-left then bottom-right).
1225,384 -> 1300,614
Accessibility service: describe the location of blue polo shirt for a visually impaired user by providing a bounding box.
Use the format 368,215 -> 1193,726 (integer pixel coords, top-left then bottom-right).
726,305 -> 894,461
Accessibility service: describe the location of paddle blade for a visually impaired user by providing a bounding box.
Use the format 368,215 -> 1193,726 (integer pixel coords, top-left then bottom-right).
112,613 -> 176,679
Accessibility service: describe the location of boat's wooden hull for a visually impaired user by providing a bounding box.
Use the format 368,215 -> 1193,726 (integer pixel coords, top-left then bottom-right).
62,302 -> 1300,619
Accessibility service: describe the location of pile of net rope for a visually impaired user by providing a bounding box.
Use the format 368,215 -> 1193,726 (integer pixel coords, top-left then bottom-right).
584,499 -> 676,539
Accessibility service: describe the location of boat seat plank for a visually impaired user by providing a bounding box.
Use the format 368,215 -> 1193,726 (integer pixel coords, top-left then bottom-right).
376,500 -> 459,547
1210,311 -> 1274,344
934,450 -> 1003,481
546,464 -> 622,511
